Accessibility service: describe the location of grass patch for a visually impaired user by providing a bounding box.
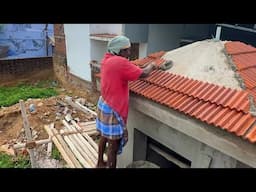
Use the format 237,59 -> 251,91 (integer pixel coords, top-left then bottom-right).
0,80 -> 58,107
0,152 -> 31,168
51,144 -> 62,160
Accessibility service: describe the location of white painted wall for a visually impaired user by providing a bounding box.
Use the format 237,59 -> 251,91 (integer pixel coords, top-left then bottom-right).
64,24 -> 91,81
89,24 -> 123,35
90,39 -> 108,64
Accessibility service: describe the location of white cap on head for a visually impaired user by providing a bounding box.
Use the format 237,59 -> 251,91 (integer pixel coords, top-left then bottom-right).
107,35 -> 131,54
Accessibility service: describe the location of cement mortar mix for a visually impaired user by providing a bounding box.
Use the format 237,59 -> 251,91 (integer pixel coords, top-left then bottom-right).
162,39 -> 242,90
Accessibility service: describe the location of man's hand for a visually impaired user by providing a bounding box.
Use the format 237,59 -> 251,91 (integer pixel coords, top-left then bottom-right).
140,62 -> 156,78
150,62 -> 157,69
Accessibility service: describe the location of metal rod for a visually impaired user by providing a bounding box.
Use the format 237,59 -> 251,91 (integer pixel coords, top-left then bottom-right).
216,23 -> 256,34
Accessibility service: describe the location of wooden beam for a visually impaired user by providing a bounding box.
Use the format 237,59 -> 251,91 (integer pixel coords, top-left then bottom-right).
71,120 -> 98,152
65,96 -> 97,116
63,134 -> 92,168
70,120 -> 107,162
13,138 -> 51,149
65,96 -> 91,115
13,128 -> 98,150
46,137 -> 52,157
75,101 -> 97,116
51,127 -> 82,168
62,120 -> 97,166
44,124 -> 79,168
19,100 -> 37,168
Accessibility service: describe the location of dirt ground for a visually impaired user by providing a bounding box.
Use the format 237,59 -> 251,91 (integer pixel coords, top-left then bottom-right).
0,78 -> 100,167
0,88 -> 99,144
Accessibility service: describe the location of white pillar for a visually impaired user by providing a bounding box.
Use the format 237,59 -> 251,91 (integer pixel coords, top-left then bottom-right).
215,26 -> 222,40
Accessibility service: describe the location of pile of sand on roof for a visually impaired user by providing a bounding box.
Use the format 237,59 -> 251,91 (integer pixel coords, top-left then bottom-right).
162,39 -> 242,90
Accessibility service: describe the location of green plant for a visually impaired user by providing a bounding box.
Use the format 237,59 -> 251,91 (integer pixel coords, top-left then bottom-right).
0,81 -> 58,107
51,145 -> 62,160
0,152 -> 31,168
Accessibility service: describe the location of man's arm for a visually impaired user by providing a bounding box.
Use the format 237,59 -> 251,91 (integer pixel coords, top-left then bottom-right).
139,63 -> 156,78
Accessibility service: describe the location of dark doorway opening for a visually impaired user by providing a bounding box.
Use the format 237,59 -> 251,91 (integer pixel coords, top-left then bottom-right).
146,137 -> 191,168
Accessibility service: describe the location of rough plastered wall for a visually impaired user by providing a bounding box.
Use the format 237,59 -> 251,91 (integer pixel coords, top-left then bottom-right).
53,24 -> 68,85
162,39 -> 242,90
0,57 -> 54,86
52,24 -> 97,103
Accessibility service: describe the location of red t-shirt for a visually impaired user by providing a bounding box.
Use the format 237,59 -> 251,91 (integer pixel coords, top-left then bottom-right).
101,53 -> 143,124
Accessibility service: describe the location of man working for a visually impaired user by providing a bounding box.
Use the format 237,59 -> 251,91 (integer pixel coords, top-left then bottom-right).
96,35 -> 156,168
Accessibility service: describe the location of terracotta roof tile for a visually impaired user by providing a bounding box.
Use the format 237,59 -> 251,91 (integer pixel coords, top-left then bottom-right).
225,41 -> 256,102
97,46 -> 256,144
131,51 -> 172,70
127,46 -> 256,143
142,70 -> 250,113
245,124 -> 256,142
232,53 -> 256,70
148,51 -> 166,59
225,41 -> 256,55
130,70 -> 256,143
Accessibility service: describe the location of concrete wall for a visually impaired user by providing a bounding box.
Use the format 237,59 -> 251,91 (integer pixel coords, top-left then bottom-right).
90,40 -> 108,64
53,24 -> 93,93
219,26 -> 256,47
124,24 -> 149,43
64,24 -> 91,81
139,43 -> 147,58
117,95 -> 255,168
147,24 -> 184,54
89,24 -> 123,35
181,24 -> 214,40
147,24 -> 213,54
0,57 -> 53,86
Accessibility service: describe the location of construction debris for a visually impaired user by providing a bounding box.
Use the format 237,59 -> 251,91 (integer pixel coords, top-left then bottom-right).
44,119 -> 101,168
19,99 -> 38,168
0,94 -> 100,168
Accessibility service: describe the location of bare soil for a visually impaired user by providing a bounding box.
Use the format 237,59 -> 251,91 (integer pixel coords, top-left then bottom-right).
0,79 -> 100,167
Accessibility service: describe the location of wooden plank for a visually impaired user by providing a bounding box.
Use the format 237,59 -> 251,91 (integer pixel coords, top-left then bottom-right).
51,127 -> 82,168
70,120 -> 107,162
44,124 -> 75,168
13,128 -> 98,149
59,129 -> 98,136
64,130 -> 95,167
65,96 -> 97,116
62,125 -> 96,167
78,122 -> 96,131
65,96 -> 91,115
63,120 -> 98,159
62,120 -> 97,166
86,130 -> 99,136
79,121 -> 96,126
63,134 -> 92,168
19,100 -> 37,168
46,138 -> 52,157
75,101 -> 97,116
13,138 -> 51,149
71,120 -> 98,151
